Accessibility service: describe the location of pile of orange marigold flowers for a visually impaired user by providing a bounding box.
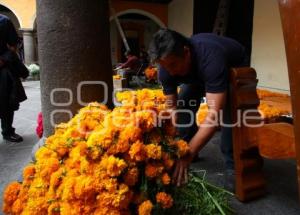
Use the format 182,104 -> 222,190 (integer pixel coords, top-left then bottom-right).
256,89 -> 289,100
256,89 -> 291,119
2,99 -> 191,215
3,88 -> 240,215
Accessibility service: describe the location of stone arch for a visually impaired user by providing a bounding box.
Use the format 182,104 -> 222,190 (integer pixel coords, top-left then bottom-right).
31,14 -> 36,30
110,9 -> 166,28
0,3 -> 22,29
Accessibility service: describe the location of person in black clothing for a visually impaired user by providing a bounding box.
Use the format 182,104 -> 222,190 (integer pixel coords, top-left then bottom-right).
0,15 -> 29,142
148,29 -> 247,188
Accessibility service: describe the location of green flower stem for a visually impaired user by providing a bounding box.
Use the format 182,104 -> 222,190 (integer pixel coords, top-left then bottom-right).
200,182 -> 226,215
191,174 -> 234,196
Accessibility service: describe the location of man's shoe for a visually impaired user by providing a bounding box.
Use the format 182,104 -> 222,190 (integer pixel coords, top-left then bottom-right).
3,133 -> 23,143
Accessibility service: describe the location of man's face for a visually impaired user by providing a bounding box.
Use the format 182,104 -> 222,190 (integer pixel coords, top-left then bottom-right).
158,46 -> 191,76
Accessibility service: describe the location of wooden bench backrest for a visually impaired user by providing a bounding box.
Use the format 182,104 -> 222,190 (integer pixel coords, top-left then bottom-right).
230,67 -> 266,201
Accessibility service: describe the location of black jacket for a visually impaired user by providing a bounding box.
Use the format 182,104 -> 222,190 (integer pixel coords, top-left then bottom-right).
0,51 -> 29,117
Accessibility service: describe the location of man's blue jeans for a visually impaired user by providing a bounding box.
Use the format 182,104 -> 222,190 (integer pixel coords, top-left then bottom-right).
176,84 -> 234,170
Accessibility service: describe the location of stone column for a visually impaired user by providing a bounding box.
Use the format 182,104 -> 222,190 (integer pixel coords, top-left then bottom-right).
36,0 -> 113,137
21,29 -> 37,65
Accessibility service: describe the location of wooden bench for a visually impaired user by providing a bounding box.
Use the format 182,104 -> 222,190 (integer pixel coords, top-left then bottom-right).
230,67 -> 296,201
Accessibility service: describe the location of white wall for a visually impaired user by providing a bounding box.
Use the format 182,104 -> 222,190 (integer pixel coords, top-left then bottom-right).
251,0 -> 290,93
168,0 -> 193,37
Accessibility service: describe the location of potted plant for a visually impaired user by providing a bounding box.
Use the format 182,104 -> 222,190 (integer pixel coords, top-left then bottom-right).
27,64 -> 40,80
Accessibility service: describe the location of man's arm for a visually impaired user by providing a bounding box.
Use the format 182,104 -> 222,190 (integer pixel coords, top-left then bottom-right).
173,92 -> 227,186
188,92 -> 227,156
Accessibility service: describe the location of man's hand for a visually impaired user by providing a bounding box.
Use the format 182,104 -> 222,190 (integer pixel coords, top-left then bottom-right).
172,92 -> 227,187
172,150 -> 195,187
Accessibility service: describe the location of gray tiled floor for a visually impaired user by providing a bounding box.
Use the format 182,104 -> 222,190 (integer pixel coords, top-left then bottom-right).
0,81 -> 40,212
0,81 -> 300,214
197,134 -> 300,215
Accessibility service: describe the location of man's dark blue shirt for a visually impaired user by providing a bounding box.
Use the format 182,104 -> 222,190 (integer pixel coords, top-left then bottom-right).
158,33 -> 247,95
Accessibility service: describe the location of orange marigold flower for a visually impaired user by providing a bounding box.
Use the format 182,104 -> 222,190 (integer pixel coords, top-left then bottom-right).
86,145 -> 102,161
138,200 -> 153,215
258,102 -> 289,119
93,206 -> 122,215
123,167 -> 139,186
47,202 -> 60,215
17,186 -> 29,204
149,131 -> 161,143
97,183 -> 132,209
35,146 -> 58,161
129,141 -> 146,162
59,202 -> 81,215
162,153 -> 175,170
119,125 -> 142,143
145,66 -> 157,81
175,140 -> 189,158
55,145 -> 69,158
2,181 -> 21,213
196,103 -> 208,125
107,139 -> 130,155
161,173 -> 171,185
100,156 -> 127,177
257,89 -> 289,99
74,176 -> 96,199
49,168 -> 65,188
21,196 -> 48,214
156,192 -> 173,209
11,198 -> 23,214
145,163 -> 164,178
99,178 -> 118,193
61,177 -> 76,201
23,164 -> 35,181
87,127 -> 115,150
134,111 -> 156,131
145,144 -> 162,160
37,157 -> 60,181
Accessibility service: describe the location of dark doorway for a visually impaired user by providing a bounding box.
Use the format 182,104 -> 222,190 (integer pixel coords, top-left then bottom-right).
121,37 -> 140,62
193,0 -> 254,66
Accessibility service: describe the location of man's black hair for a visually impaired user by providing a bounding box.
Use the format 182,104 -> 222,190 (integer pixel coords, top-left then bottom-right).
148,29 -> 190,62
